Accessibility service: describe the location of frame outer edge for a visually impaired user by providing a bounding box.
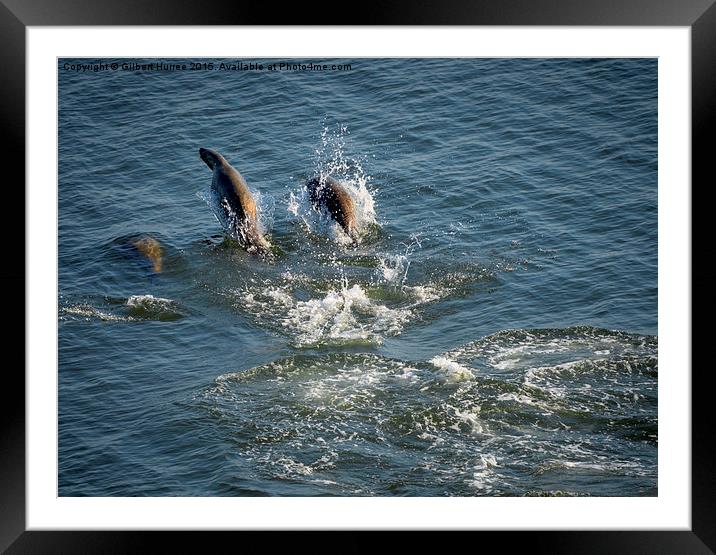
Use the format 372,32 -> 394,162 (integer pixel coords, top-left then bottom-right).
0,0 -> 26,553
7,0 -> 714,552
691,2 -> 716,552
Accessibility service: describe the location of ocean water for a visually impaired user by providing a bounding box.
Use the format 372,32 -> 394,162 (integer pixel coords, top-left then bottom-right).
58,58 -> 657,497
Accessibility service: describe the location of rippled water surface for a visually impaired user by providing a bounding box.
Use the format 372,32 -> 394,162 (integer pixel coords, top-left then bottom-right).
59,58 -> 657,496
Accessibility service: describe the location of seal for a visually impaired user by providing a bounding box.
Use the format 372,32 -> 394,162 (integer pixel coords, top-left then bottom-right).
305,176 -> 359,244
199,147 -> 272,257
132,235 -> 163,273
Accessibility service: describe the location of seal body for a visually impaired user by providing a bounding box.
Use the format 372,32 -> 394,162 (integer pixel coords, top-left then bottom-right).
305,176 -> 358,243
132,235 -> 163,273
199,147 -> 271,256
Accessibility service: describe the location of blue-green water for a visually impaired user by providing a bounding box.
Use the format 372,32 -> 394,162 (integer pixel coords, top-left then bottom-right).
58,58 -> 657,496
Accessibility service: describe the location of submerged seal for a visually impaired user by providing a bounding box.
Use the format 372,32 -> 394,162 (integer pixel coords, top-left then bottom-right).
305,176 -> 359,244
199,147 -> 271,257
132,235 -> 163,273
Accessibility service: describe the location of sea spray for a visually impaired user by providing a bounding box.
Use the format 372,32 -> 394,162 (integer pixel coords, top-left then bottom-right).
290,123 -> 377,243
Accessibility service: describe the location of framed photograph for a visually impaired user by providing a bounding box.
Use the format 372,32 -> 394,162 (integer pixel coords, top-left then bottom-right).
6,0 -> 709,552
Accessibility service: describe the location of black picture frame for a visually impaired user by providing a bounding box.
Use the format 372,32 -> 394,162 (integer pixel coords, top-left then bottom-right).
4,1 -> 709,552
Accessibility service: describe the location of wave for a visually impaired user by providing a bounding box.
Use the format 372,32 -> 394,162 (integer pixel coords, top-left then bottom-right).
60,294 -> 187,322
196,326 -> 657,495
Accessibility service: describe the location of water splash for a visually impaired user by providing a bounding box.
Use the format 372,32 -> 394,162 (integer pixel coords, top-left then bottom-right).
252,189 -> 275,236
198,180 -> 275,243
376,234 -> 423,286
289,123 -> 377,243
236,280 -> 412,347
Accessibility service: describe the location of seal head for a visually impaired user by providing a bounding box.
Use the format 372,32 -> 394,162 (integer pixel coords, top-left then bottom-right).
199,147 -> 222,170
132,235 -> 163,273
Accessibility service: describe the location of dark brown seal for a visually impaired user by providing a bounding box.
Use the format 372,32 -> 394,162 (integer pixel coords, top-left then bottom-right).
305,176 -> 359,244
199,147 -> 272,257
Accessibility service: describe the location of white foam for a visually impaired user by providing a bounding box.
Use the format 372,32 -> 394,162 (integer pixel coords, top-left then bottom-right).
497,392 -> 535,405
265,288 -> 293,307
378,254 -> 408,284
429,356 -> 474,382
311,479 -> 339,486
470,454 -> 499,492
453,407 -> 484,434
287,283 -> 410,346
287,191 -> 300,217
273,457 -> 314,476
237,281 -> 412,346
126,294 -> 173,307
395,367 -> 419,380
524,360 -> 590,389
403,285 -> 441,303
62,305 -> 132,322
289,285 -> 369,343
477,454 -> 498,468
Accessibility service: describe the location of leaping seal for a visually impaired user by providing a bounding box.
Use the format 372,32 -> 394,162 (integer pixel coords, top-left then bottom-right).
305,176 -> 359,244
199,147 -> 272,257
